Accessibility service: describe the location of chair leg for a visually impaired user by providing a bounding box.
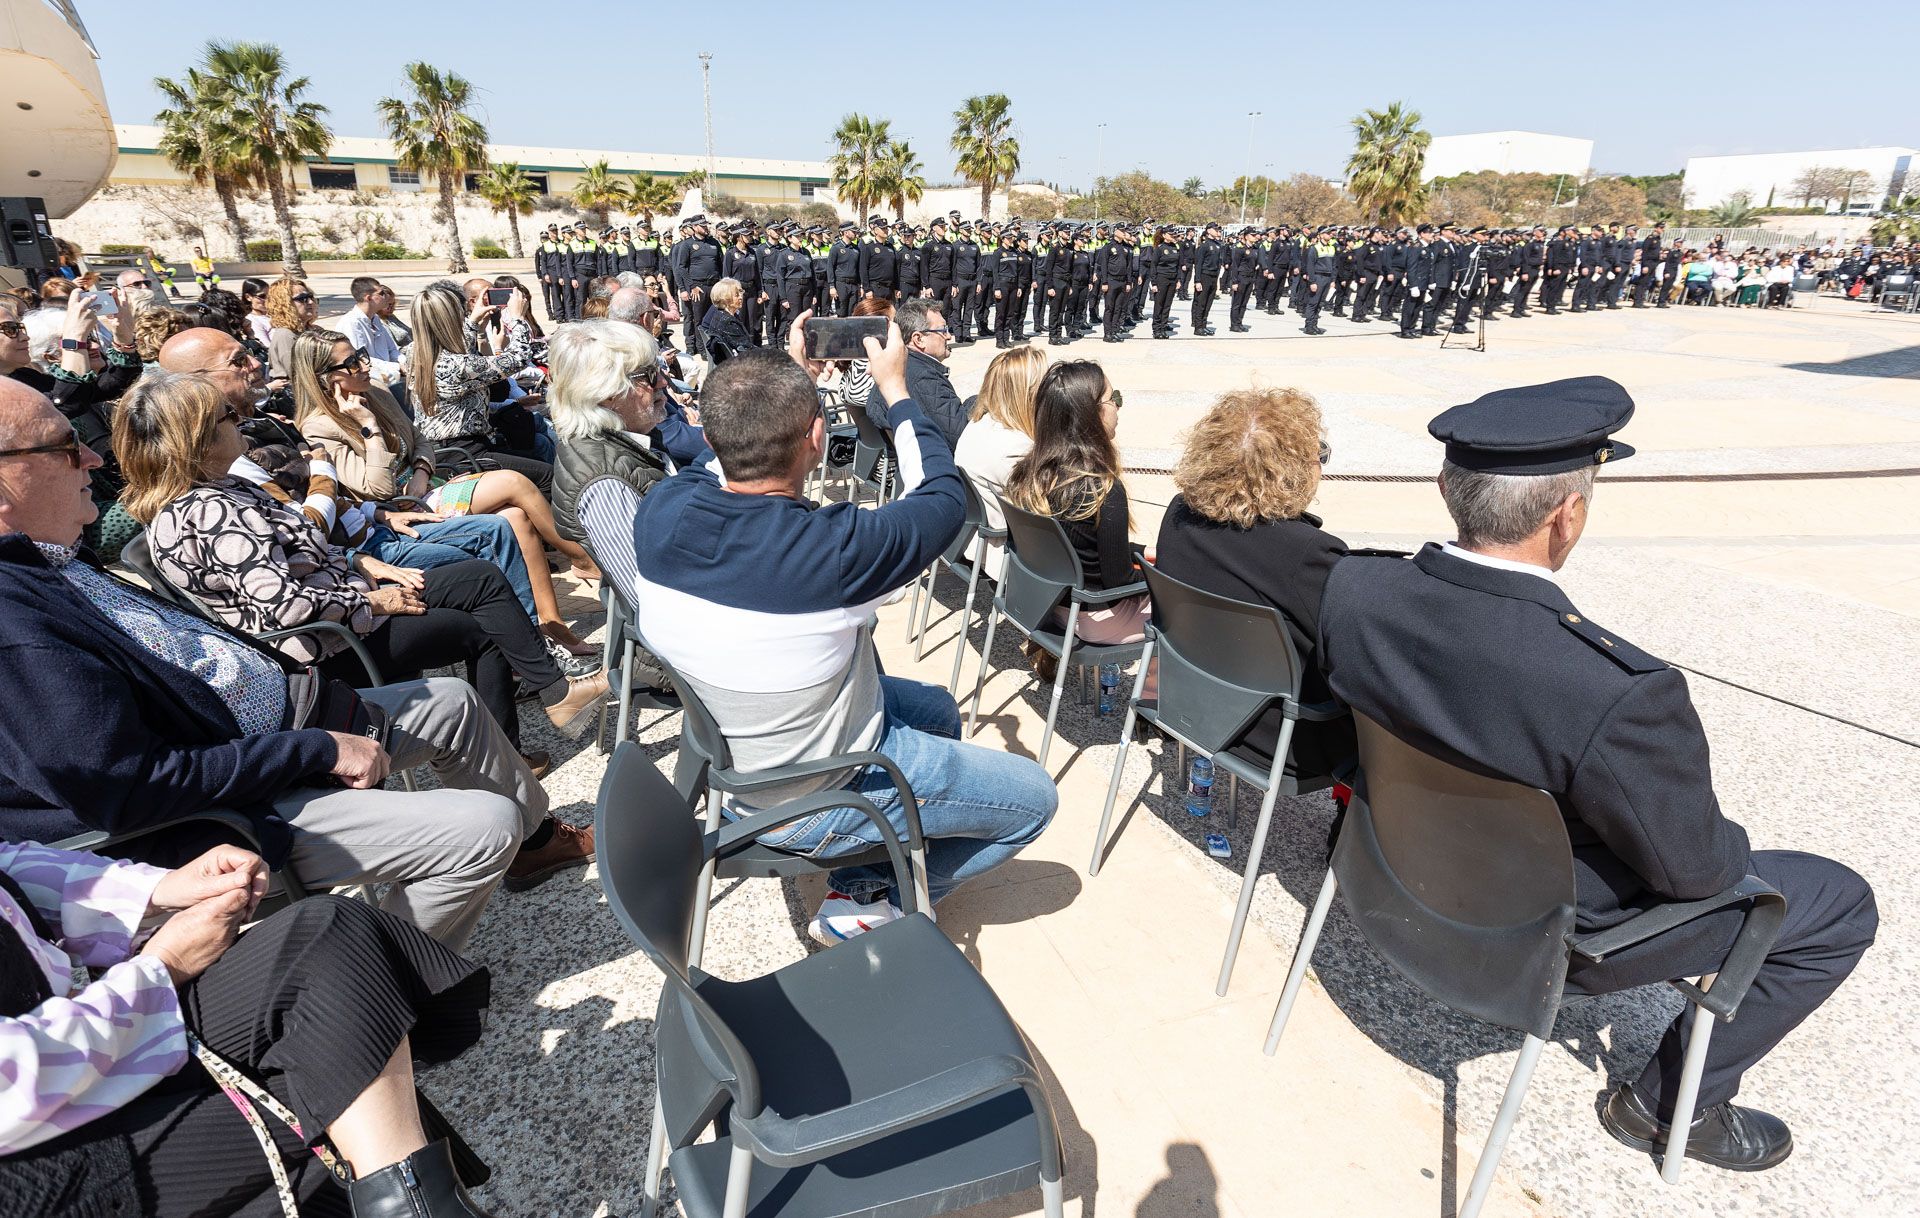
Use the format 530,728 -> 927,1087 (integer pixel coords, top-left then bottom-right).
1227,772 -> 1239,832
1265,868 -> 1338,1055
967,610 -> 1001,737
912,563 -> 941,660
687,782 -> 723,969
947,540 -> 985,695
596,587 -> 619,753
1090,639 -> 1153,877
1041,1175 -> 1065,1218
640,1091 -> 670,1218
721,1142 -> 754,1218
1661,983 -> 1720,1185
614,637 -> 636,749
1218,728 -> 1293,995
906,564 -> 927,646
1038,605 -> 1079,770
1459,1034 -> 1547,1218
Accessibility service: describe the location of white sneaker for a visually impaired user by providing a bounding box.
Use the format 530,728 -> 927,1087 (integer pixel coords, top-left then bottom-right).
806,890 -> 903,946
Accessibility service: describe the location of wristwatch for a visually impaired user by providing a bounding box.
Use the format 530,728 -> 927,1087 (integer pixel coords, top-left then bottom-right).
59,338 -> 91,352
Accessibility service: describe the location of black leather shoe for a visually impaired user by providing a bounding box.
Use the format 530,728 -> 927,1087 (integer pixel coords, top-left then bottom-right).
1600,1083 -> 1793,1173
350,1140 -> 495,1217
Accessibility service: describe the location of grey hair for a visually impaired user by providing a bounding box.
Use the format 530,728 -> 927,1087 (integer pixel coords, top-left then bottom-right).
892,294 -> 943,338
546,320 -> 659,441
614,272 -> 648,291
22,308 -> 67,370
1439,460 -> 1597,549
607,287 -> 652,326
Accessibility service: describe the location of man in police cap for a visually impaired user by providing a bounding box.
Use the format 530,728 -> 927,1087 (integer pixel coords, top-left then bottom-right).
858,215 -> 899,301
1190,222 -> 1226,336
1318,376 -> 1875,1173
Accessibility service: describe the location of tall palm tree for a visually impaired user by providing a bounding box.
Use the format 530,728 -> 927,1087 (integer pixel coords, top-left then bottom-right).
621,173 -> 678,230
950,94 -> 1021,220
378,62 -> 489,274
874,141 -> 926,223
201,41 -> 331,276
828,114 -> 892,221
1345,100 -> 1431,225
573,159 -> 626,228
1708,192 -> 1760,228
153,66 -> 252,258
474,162 -> 537,258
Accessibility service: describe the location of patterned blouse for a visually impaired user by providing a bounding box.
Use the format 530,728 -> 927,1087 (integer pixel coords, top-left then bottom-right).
412,318 -> 533,445
146,477 -> 383,664
0,843 -> 183,1154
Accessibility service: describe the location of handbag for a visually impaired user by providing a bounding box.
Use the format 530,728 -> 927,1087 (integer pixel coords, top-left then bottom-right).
283,670 -> 390,751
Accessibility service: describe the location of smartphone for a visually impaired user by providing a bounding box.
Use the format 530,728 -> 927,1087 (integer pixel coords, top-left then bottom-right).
85,290 -> 118,316
804,316 -> 887,361
485,288 -> 514,307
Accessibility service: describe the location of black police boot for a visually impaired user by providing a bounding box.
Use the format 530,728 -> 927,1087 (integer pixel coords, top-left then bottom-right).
349,1141 -> 495,1217
1600,1083 -> 1793,1173
1449,324 -> 1471,333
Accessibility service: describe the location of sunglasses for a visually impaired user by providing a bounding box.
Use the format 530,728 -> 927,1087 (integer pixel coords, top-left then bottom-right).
627,365 -> 661,386
218,404 -> 242,427
322,348 -> 370,375
0,321 -> 24,339
292,293 -> 316,305
123,279 -> 152,288
0,433 -> 89,467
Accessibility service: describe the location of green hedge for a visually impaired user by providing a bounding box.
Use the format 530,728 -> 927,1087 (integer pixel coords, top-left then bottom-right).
359,241 -> 410,260
98,243 -> 148,256
244,239 -> 283,262
471,238 -> 508,258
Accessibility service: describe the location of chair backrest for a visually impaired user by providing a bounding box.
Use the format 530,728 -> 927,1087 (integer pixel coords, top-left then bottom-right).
849,399 -> 892,484
595,743 -> 765,1117
118,532 -> 215,620
646,651 -> 734,775
703,334 -> 736,366
1336,713 -> 1577,1039
995,496 -> 1085,631
1140,561 -> 1302,755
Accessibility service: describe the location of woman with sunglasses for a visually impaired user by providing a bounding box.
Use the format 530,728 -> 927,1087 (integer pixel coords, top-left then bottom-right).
263,276 -> 319,389
1,292 -> 143,559
114,372 -> 611,753
240,276 -> 273,347
293,329 -> 600,658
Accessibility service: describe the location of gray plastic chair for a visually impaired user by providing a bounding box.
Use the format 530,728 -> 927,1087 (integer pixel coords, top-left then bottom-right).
1264,712 -> 1786,1214
57,809 -> 311,906
595,743 -> 1067,1218
1091,562 -> 1343,995
904,477 -> 1007,692
586,564 -> 681,755
966,497 -> 1146,769
846,402 -> 894,507
653,653 -> 933,968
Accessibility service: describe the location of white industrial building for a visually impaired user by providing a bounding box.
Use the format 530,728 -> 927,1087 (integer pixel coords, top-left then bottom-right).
1422,131 -> 1593,182
1683,147 -> 1915,212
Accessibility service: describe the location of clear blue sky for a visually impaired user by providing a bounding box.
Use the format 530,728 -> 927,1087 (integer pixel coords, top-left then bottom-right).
82,0 -> 1916,190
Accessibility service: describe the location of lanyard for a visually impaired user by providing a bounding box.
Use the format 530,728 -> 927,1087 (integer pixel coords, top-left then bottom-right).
191,1032 -> 352,1215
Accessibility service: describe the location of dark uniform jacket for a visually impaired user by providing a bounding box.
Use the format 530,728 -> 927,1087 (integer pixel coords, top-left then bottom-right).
923,238 -> 956,282
1318,545 -> 1752,930
857,238 -> 898,295
774,247 -> 814,294
1193,238 -> 1227,284
1229,244 -> 1263,286
954,238 -> 980,283
1520,239 -> 1546,274
899,245 -> 923,295
831,241 -> 861,286
1102,242 -> 1134,284
1546,237 -> 1576,272
1405,240 -> 1437,290
726,245 -> 760,294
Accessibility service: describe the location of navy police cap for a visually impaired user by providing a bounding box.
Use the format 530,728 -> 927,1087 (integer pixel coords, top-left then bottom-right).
1429,376 -> 1637,475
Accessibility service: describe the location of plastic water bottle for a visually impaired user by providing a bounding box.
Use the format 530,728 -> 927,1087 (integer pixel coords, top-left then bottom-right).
1097,662 -> 1120,716
1185,756 -> 1214,817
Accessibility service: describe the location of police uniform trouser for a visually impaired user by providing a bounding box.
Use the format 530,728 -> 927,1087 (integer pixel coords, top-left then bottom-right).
993,290 -> 1016,341
1632,272 -> 1657,306
1191,279 -> 1217,329
1573,269 -> 1596,310
1602,271 -> 1627,307
1421,284 -> 1453,333
953,280 -> 977,335
1563,849 -> 1875,1120
1048,286 -> 1072,338
1352,274 -> 1379,322
1484,276 -> 1505,315
1451,282 -> 1480,329
1104,281 -> 1131,338
1067,283 -> 1089,333
1510,274 -> 1535,314
775,289 -> 809,344
1399,288 -> 1424,334
1302,276 -> 1330,329
1033,284 -> 1049,333
742,293 -> 762,343
833,281 -> 858,317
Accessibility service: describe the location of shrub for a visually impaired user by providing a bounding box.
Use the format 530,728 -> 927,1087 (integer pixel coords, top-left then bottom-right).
98,243 -> 148,256
359,241 -> 410,260
244,239 -> 282,262
471,238 -> 509,258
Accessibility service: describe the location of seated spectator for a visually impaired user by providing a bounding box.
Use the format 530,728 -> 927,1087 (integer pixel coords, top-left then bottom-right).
0,377 -> 585,932
1153,388 -> 1355,777
339,275 -> 410,412
1003,361 -> 1154,688
239,275 -> 273,347
155,326 -> 304,450
607,287 -> 712,468
1684,257 -> 1713,304
1736,260 -> 1768,307
864,295 -> 970,449
699,277 -> 756,356
549,319 -> 670,546
621,329 -> 1057,943
2,290 -> 141,560
291,329 -> 598,659
954,344 -> 1046,580
112,373 -> 611,758
263,276 -> 318,388
0,841 -> 497,1217
1317,376 -> 1875,1172
375,281 -> 413,349
114,266 -> 160,317
135,304 -> 194,363
407,281 -> 557,492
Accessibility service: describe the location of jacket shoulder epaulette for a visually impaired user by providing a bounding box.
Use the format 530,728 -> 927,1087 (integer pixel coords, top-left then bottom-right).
1556,610 -> 1666,673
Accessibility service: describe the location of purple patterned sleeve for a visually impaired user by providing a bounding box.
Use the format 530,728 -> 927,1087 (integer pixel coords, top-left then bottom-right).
0,954 -> 187,1153
0,843 -> 168,967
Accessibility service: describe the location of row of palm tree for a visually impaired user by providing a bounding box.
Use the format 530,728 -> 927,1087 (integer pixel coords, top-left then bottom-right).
828,115 -> 927,222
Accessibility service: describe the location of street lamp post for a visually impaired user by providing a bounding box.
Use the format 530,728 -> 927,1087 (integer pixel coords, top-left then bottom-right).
1094,123 -> 1107,221
698,53 -> 716,189
1239,111 -> 1260,225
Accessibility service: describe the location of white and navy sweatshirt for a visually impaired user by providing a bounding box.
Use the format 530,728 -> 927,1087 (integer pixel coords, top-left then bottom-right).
631,393 -> 967,804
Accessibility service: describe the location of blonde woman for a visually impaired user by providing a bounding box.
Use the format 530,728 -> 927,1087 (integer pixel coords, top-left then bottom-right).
1153,387 -> 1354,776
263,276 -> 318,386
954,343 -> 1046,580
292,328 -> 599,656
698,277 -> 756,354
406,280 -> 559,495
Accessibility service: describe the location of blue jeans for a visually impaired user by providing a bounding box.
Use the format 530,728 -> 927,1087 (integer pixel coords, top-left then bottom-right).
359,516 -> 536,621
756,677 -> 1058,905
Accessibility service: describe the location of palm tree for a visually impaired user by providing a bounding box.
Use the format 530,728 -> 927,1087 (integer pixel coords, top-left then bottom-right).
1708,191 -> 1760,227
950,94 -> 1021,220
874,141 -> 927,223
1345,101 -> 1431,225
474,163 -> 537,258
1869,195 -> 1919,246
201,41 -> 331,276
378,62 -> 489,274
828,114 -> 892,221
153,66 -> 252,258
573,159 -> 626,227
621,173 -> 678,229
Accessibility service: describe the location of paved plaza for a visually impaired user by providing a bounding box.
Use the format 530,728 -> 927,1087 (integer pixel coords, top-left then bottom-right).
307,268 -> 1917,1217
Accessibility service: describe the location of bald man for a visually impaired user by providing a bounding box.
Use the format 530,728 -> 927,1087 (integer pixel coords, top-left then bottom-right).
156,327 -> 305,450
0,379 -> 588,943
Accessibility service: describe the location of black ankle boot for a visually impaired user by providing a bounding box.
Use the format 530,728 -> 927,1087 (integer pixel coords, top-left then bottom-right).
349,1141 -> 495,1217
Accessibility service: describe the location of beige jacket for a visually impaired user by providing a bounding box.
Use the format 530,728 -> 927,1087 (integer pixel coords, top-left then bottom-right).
298,385 -> 434,502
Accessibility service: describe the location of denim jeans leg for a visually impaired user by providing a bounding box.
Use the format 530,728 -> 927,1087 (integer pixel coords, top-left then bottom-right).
822,676 -> 1058,905
380,515 -> 536,621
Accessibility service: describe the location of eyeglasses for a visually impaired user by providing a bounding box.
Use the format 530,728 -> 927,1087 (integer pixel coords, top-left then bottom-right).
0,433 -> 88,467
627,365 -> 660,386
217,404 -> 242,427
1108,389 -> 1124,410
292,293 -> 316,305
122,279 -> 152,288
322,348 -> 370,375
919,326 -> 952,338
0,321 -> 25,339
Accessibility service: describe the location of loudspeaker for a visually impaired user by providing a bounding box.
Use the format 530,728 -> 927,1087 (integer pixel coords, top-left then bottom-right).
1,197 -> 58,285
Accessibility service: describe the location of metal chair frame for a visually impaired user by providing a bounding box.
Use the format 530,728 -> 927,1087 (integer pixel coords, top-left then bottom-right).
1263,713 -> 1786,1215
